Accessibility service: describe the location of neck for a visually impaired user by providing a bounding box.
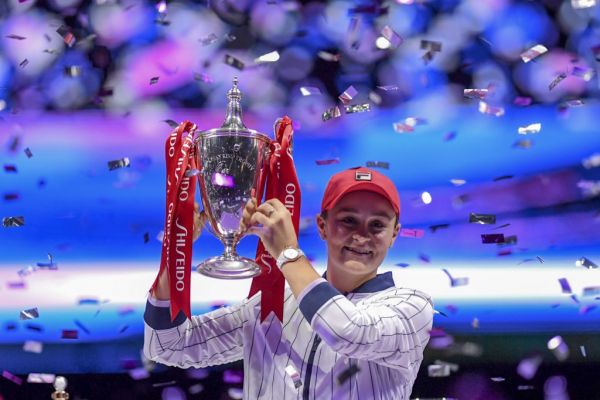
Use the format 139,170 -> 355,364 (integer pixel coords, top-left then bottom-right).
326,265 -> 377,294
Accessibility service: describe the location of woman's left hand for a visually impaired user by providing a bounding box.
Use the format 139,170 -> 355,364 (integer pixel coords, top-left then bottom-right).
240,198 -> 298,259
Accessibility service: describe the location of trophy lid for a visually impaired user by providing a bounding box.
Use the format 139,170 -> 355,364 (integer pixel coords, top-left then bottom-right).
221,77 -> 247,131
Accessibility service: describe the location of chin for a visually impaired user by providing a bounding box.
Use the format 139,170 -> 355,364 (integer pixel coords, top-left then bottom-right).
342,260 -> 377,275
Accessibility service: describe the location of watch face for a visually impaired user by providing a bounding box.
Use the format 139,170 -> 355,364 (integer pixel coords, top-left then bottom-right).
283,248 -> 299,259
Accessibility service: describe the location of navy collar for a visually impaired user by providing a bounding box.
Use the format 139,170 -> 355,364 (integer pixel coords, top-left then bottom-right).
322,271 -> 395,294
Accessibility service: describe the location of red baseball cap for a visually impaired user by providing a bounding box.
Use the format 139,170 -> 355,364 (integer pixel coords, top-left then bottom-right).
321,167 -> 401,217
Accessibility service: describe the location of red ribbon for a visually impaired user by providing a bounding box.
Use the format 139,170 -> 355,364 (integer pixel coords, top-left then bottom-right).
151,117 -> 300,323
150,121 -> 197,321
248,116 -> 301,322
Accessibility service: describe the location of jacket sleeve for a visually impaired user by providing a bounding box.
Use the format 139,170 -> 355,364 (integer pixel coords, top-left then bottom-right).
143,294 -> 257,369
298,279 -> 433,379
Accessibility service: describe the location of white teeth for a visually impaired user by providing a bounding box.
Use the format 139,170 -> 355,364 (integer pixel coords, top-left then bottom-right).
344,247 -> 371,255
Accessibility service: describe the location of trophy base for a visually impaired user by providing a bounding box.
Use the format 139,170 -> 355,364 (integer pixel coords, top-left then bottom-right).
196,255 -> 262,279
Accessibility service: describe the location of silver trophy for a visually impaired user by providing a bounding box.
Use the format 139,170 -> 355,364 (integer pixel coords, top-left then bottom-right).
194,78 -> 271,279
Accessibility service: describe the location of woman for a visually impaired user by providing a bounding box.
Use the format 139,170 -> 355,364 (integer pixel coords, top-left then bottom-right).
144,167 -> 434,399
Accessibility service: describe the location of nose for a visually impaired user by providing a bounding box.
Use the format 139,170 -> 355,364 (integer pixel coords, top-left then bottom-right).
351,232 -> 370,245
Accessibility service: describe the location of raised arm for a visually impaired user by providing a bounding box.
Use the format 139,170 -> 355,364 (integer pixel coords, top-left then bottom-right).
143,290 -> 257,369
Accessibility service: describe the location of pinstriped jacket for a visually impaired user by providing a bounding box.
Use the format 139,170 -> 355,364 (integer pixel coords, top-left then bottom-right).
143,272 -> 434,399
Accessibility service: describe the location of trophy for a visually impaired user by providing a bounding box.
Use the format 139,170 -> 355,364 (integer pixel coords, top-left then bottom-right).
194,78 -> 271,279
51,376 -> 69,399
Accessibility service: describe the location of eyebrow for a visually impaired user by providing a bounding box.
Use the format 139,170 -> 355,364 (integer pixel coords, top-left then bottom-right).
336,208 -> 394,220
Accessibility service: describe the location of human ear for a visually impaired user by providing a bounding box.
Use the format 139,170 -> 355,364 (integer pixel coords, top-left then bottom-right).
389,222 -> 401,248
316,214 -> 327,240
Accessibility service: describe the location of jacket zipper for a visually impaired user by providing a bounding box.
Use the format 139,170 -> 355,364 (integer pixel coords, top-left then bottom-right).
302,335 -> 322,400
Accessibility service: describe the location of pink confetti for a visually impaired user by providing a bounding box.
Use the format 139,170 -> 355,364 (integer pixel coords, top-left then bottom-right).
2,370 -> 22,385
399,228 -> 424,238
315,158 -> 340,166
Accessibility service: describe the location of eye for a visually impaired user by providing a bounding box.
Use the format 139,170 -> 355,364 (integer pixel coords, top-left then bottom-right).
341,216 -> 356,225
371,220 -> 385,229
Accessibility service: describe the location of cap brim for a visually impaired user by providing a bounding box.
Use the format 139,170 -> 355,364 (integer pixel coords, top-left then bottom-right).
323,181 -> 399,216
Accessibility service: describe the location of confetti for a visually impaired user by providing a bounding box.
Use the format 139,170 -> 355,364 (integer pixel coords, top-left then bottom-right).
26,323 -> 42,332
481,233 -> 504,244
344,103 -> 370,114
582,153 -> 600,169
571,66 -> 595,81
571,0 -> 596,8
493,175 -> 514,181
368,91 -> 382,105
513,96 -> 533,106
56,25 -> 76,47
336,364 -> 360,385
317,51 -> 340,62
199,33 -> 218,46
380,25 -> 403,49
463,89 -> 488,99
365,161 -> 389,169
429,224 -> 449,232
399,228 -> 424,238
315,158 -> 340,166
450,179 -> 466,186
520,44 -> 548,63
188,383 -> 204,394
74,320 -> 91,335
27,373 -> 55,383
427,364 -> 451,377
518,385 -> 535,391
548,335 -> 569,361
149,76 -> 159,85
558,278 -> 572,294
37,253 -> 57,269
443,131 -> 457,141
129,368 -> 150,380
6,34 -> 26,40
23,341 -> 43,354
185,168 -> 200,177
469,213 -> 496,225
20,308 -> 39,320
513,139 -> 533,149
61,329 -> 79,339
64,66 -> 81,77
4,164 -> 17,173
19,59 -> 29,68
284,365 -> 302,388
392,122 -> 414,133
338,86 -> 358,105
491,377 -> 506,382
478,101 -> 504,116
322,106 -> 341,121
580,345 -> 587,357
376,85 -> 399,91
144,232 -> 150,243
228,388 -> 244,399
582,286 -> 600,297
224,54 -> 245,70
577,180 -> 600,197
472,318 -> 479,328
4,192 -> 20,201
78,298 -> 100,305
24,147 -> 33,158
300,87 -> 321,96
152,380 -> 176,388
549,72 -> 568,91
193,71 -> 213,83
395,263 -> 410,268
254,51 -> 280,64
163,119 -> 179,128
517,355 -> 542,379
442,269 -> 469,287
108,157 -> 131,171
518,123 -> 541,135
2,370 -> 22,385
421,39 -> 442,53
